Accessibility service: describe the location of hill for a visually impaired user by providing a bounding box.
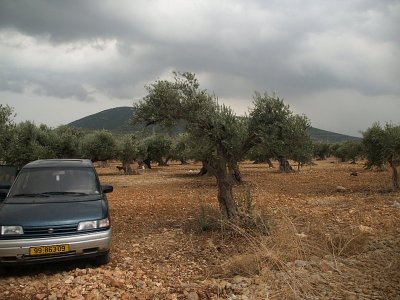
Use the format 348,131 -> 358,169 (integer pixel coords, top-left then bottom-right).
68,106 -> 184,135
68,106 -> 360,142
68,107 -> 135,132
309,127 -> 360,143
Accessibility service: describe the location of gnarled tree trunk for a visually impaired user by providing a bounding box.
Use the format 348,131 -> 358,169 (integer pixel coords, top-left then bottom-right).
214,159 -> 238,219
266,159 -> 274,168
122,160 -> 136,175
198,161 -> 215,177
229,159 -> 242,182
138,158 -> 152,169
143,158 -> 152,169
278,157 -> 293,172
198,164 -> 208,176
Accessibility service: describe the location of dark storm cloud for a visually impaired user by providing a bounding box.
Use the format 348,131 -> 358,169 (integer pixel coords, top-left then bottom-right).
0,0 -> 399,134
0,1 -> 135,43
1,0 -> 398,95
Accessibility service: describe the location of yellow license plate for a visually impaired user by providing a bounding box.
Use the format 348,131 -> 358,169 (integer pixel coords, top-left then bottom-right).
29,244 -> 70,256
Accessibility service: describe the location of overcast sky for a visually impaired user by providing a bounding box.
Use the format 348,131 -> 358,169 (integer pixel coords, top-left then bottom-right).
0,0 -> 399,136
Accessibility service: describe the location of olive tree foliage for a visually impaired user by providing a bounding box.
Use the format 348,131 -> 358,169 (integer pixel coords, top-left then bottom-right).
170,133 -> 191,164
331,140 -> 364,163
247,144 -> 275,167
187,105 -> 250,180
51,125 -> 84,158
248,92 -> 312,172
0,104 -> 15,162
363,123 -> 400,191
80,130 -> 117,163
313,142 -> 331,160
116,134 -> 139,174
144,134 -> 172,167
4,121 -> 55,167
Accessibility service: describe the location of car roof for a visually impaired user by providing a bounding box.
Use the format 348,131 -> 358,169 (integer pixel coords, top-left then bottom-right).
23,159 -> 94,169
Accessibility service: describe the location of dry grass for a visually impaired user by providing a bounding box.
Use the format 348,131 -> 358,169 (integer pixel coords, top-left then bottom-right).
214,205 -> 375,298
218,212 -> 309,294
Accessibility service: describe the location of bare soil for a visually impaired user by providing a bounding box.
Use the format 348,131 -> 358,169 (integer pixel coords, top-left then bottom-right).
1,159 -> 399,299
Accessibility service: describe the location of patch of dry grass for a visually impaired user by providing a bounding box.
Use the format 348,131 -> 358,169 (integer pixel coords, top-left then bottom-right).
215,207 -> 374,298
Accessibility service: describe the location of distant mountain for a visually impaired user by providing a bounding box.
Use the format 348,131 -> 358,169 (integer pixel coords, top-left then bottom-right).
309,127 -> 360,143
68,106 -> 360,143
69,107 -> 136,132
68,106 -> 184,134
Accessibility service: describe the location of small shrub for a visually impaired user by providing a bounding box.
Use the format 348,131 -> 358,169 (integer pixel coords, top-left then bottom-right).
194,202 -> 221,232
236,186 -> 254,216
234,186 -> 273,234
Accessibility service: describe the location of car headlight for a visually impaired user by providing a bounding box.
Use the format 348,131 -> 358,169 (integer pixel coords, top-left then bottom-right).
77,218 -> 110,231
1,225 -> 24,235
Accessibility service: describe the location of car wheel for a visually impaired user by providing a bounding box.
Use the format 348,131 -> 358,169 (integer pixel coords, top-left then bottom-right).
94,252 -> 110,266
0,266 -> 8,276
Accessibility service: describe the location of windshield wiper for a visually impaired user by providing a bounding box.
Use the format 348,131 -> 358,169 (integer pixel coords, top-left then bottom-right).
12,193 -> 50,198
41,191 -> 89,196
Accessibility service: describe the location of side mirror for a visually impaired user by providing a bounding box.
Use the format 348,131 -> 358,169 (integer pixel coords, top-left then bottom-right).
101,185 -> 113,194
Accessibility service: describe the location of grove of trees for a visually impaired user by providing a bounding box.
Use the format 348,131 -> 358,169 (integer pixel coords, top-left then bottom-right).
1,75 -> 399,219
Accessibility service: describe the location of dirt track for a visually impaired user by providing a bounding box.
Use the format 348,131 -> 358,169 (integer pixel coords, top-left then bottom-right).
0,160 -> 399,299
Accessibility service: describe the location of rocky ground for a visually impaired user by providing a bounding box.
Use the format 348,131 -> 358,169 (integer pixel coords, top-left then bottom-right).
0,159 -> 399,299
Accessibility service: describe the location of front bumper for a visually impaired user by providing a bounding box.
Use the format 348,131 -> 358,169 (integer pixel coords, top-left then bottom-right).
0,229 -> 111,265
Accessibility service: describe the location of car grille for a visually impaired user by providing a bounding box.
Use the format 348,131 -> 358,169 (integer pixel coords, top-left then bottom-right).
23,224 -> 78,237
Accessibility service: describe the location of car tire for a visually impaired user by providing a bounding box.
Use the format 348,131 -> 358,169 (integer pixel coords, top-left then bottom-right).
0,266 -> 8,276
94,252 -> 110,266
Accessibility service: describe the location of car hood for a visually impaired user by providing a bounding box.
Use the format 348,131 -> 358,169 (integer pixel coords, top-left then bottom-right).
0,196 -> 107,226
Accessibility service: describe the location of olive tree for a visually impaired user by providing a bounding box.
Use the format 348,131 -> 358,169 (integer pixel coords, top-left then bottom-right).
0,104 -> 15,162
145,134 -> 173,166
80,130 -> 117,163
284,114 -> 313,170
134,72 -> 308,220
248,92 -> 312,172
313,142 -> 331,160
332,140 -> 363,163
363,123 -> 400,190
134,73 -> 252,219
170,133 -> 191,164
52,125 -> 84,158
117,134 -> 139,174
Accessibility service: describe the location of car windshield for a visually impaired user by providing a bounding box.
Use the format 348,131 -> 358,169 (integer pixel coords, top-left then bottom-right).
8,167 -> 100,197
